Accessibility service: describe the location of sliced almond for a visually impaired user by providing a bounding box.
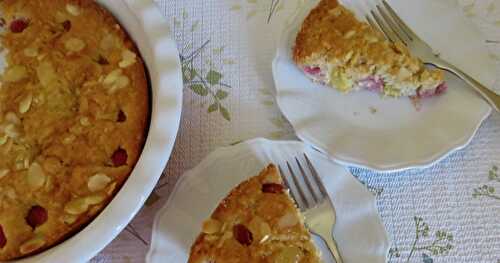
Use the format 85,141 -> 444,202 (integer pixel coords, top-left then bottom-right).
344,50 -> 354,62
0,169 -> 9,180
44,175 -> 54,191
19,235 -> 46,255
66,4 -> 81,16
259,222 -> 271,243
65,38 -> 86,52
55,11 -> 68,23
109,75 -> 130,94
274,246 -> 301,263
365,34 -> 379,43
24,157 -> 30,169
4,124 -> 20,138
4,65 -> 28,82
119,50 -> 137,68
249,217 -> 272,244
0,135 -> 8,145
277,212 -> 299,229
36,61 -> 57,87
5,112 -> 20,125
85,193 -> 106,205
87,173 -> 112,192
79,117 -> 90,127
24,47 -> 39,57
64,198 -> 89,215
115,75 -> 130,88
202,219 -> 222,234
343,30 -> 356,39
5,186 -> 16,199
14,159 -> 24,171
27,162 -> 47,190
329,7 -> 343,17
62,134 -> 76,144
19,92 -> 33,114
100,34 -> 116,51
37,54 -> 47,61
61,214 -> 78,225
103,69 -> 123,85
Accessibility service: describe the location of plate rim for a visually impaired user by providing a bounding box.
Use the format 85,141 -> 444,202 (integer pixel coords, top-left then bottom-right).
11,0 -> 183,262
146,138 -> 390,262
271,0 -> 492,172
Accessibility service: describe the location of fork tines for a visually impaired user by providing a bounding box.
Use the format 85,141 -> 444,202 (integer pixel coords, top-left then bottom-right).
278,154 -> 329,211
366,0 -> 420,45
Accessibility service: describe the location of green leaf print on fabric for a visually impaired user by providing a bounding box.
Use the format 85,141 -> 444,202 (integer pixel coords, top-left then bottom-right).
216,90 -> 229,100
389,247 -> 401,261
406,217 -> 453,262
219,105 -> 231,121
473,185 -> 500,200
174,11 -> 234,121
489,165 -> 499,182
230,0 -> 284,24
208,103 -> 219,113
389,217 -> 453,263
206,70 -> 222,85
189,84 -> 208,96
472,165 -> 500,201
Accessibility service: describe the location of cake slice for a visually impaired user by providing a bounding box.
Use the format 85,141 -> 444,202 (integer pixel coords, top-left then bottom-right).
188,164 -> 322,263
293,0 -> 447,99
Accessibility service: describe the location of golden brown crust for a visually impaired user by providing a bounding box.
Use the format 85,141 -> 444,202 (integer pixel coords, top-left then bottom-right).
188,164 -> 321,263
293,0 -> 340,64
0,0 -> 149,260
293,0 -> 444,97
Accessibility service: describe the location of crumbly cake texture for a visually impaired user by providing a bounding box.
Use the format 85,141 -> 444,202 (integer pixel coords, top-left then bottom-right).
188,164 -> 322,263
0,0 -> 149,260
293,0 -> 447,98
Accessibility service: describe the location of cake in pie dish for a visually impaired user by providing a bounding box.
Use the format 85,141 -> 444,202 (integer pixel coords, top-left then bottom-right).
188,164 -> 322,263
0,0 -> 149,260
293,0 -> 447,99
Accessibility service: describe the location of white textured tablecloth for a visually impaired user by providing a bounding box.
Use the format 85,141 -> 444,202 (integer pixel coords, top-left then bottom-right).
90,0 -> 500,262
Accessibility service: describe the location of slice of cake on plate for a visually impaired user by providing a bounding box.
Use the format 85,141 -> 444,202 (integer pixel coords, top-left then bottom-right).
188,164 -> 322,263
293,0 -> 447,99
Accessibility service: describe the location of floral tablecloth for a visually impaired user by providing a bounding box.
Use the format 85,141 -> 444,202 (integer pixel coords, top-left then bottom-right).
90,0 -> 500,262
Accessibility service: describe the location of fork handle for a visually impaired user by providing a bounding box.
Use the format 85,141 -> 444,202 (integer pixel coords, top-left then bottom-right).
316,227 -> 343,263
431,59 -> 500,112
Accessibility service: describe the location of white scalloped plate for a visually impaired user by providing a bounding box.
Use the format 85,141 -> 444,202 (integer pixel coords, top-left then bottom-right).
147,138 -> 390,263
8,1 -> 183,262
272,0 -> 492,172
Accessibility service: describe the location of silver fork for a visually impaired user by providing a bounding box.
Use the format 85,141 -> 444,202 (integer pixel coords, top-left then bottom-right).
278,154 -> 343,263
366,0 -> 500,112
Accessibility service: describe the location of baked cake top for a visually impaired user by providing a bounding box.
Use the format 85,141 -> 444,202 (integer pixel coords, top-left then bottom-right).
188,164 -> 321,263
0,0 -> 149,260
